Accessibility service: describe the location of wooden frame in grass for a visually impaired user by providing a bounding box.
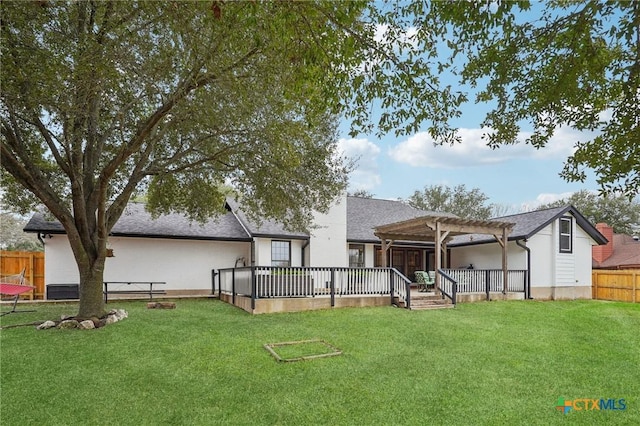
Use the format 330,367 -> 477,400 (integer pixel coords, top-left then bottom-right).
263,339 -> 342,362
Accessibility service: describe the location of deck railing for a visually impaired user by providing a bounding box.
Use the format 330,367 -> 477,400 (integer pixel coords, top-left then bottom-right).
216,266 -> 412,309
441,269 -> 527,296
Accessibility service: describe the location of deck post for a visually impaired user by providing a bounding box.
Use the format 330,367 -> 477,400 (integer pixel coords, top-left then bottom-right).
485,269 -> 490,300
251,267 -> 256,310
330,268 -> 335,307
435,220 -> 441,290
231,268 -> 236,305
502,227 -> 508,294
389,268 -> 394,306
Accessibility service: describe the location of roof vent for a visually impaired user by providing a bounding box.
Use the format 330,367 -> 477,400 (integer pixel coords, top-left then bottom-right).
633,235 -> 639,241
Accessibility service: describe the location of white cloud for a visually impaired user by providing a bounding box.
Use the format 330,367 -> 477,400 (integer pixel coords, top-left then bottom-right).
388,126 -> 583,168
520,192 -> 574,211
337,138 -> 382,191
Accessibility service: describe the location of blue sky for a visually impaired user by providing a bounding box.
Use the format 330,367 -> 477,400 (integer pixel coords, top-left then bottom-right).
336,5 -> 602,213
337,120 -> 600,212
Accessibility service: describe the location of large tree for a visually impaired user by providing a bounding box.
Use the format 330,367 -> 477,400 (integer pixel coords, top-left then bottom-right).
1,1 -> 460,318
406,184 -> 493,219
537,190 -> 640,235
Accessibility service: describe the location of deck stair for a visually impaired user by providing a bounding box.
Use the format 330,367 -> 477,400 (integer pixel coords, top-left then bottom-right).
409,291 -> 454,310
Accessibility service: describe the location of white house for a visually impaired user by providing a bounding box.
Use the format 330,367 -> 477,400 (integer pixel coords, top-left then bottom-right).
447,206 -> 605,299
24,194 -> 606,301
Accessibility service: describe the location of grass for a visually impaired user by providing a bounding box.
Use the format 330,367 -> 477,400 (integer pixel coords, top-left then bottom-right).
1,299 -> 639,425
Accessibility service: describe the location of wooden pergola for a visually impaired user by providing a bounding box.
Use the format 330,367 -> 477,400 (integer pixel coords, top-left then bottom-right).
374,215 -> 515,291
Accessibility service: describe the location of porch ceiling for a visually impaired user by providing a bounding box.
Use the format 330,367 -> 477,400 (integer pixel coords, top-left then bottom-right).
373,215 -> 515,242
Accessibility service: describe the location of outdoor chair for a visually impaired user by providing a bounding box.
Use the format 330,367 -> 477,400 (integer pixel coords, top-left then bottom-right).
415,271 -> 435,292
0,269 -> 36,317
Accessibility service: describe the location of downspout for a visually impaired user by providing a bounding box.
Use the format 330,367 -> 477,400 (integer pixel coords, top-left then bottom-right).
301,240 -> 310,267
515,239 -> 532,299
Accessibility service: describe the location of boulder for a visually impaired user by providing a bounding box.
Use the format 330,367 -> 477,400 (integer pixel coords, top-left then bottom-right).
78,320 -> 96,330
57,319 -> 79,329
36,320 -> 56,330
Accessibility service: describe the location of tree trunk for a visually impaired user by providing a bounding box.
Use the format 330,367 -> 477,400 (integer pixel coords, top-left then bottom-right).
76,256 -> 107,319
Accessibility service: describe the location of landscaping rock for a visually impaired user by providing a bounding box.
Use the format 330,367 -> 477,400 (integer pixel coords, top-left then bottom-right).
58,319 -> 79,329
78,320 -> 95,330
35,309 -> 128,331
36,320 -> 56,330
109,309 -> 128,321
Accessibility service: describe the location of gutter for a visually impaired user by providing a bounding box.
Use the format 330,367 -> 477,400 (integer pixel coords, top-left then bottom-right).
515,239 -> 532,299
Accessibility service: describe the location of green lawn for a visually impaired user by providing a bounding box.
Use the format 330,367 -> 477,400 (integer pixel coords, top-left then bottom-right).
1,299 -> 639,425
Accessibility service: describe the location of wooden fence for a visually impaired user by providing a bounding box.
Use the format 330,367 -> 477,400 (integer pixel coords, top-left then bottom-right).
592,270 -> 639,303
0,250 -> 45,300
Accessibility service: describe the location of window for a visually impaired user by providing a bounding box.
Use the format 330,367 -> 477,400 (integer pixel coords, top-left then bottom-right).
559,217 -> 572,253
271,241 -> 291,267
348,244 -> 364,268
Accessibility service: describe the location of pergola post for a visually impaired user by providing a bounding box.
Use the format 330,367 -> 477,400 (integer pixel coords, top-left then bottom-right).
493,228 -> 509,294
380,239 -> 393,268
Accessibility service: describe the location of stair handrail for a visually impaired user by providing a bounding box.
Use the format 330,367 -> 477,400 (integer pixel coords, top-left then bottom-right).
437,268 -> 457,305
390,267 -> 412,309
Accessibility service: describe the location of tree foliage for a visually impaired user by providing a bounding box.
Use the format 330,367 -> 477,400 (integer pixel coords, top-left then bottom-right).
348,189 -> 374,198
537,190 -> 640,235
0,212 -> 42,251
421,0 -> 639,197
406,184 -> 492,219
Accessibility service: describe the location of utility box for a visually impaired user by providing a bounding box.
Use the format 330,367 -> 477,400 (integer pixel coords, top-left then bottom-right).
46,284 -> 79,300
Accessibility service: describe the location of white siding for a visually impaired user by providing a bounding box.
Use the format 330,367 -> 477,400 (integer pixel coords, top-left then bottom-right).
308,194 -> 348,267
254,237 -> 271,266
573,221 -> 596,287
450,241 -> 527,270
253,237 -> 304,267
528,226 -> 555,289
554,216 -> 575,286
44,235 -> 250,291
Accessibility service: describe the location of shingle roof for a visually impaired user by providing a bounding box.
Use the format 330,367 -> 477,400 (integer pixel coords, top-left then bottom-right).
449,205 -> 607,246
28,199 -> 601,247
346,196 -> 456,242
593,233 -> 640,269
24,203 -> 252,241
224,199 -> 308,240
